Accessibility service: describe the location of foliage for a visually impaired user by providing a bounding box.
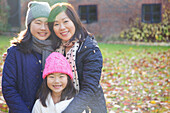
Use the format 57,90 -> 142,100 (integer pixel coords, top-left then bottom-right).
0,0 -> 10,33
0,35 -> 12,112
95,34 -> 103,42
99,43 -> 170,112
120,6 -> 170,42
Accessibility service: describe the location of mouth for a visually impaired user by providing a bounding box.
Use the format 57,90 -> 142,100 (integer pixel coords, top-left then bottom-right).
38,32 -> 48,37
60,31 -> 69,36
53,85 -> 62,89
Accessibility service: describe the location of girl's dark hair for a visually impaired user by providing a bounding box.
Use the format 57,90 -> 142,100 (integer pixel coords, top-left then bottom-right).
10,24 -> 58,53
36,75 -> 77,107
48,2 -> 92,48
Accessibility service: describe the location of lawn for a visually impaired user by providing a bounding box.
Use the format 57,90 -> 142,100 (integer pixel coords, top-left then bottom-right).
0,35 -> 169,112
99,43 -> 170,113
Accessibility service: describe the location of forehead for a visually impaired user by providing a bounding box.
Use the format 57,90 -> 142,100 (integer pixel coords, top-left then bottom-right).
33,17 -> 48,22
54,12 -> 69,21
49,73 -> 67,76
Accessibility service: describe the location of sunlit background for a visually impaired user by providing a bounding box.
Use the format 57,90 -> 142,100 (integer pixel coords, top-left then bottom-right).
0,0 -> 169,112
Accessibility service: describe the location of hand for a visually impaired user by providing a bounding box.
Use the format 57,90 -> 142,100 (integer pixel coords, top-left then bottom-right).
2,52 -> 7,62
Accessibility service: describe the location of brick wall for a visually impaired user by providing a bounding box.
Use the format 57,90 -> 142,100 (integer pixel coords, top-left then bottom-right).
19,0 -> 170,38
69,0 -> 169,38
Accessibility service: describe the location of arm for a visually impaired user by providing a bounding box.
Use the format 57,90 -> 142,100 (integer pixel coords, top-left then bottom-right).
2,47 -> 31,113
62,47 -> 103,113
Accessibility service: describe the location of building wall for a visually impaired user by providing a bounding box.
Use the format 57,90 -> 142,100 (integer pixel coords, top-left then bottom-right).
69,0 -> 169,38
19,0 -> 170,38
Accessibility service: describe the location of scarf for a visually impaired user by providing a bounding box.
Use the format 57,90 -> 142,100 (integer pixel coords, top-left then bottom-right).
32,36 -> 54,69
56,40 -> 80,92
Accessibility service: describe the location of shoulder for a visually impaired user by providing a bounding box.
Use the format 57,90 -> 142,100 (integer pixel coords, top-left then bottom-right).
6,46 -> 23,56
32,99 -> 42,113
35,99 -> 41,104
7,46 -> 18,53
33,99 -> 42,108
78,35 -> 99,53
84,35 -> 98,48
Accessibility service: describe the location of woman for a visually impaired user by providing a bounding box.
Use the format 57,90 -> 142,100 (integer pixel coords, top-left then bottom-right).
2,1 -> 57,113
48,2 -> 107,113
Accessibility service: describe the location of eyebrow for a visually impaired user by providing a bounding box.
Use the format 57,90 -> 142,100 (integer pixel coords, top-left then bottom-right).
35,20 -> 42,22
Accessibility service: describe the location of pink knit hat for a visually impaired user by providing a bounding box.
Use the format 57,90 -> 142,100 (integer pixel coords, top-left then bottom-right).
42,52 -> 73,79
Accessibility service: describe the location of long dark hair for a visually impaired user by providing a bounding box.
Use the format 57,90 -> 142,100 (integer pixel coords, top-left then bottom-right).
48,2 -> 92,48
10,25 -> 33,53
36,75 -> 77,107
10,24 -> 58,53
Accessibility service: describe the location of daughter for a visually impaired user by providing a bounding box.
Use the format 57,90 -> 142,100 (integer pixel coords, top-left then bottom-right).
32,52 -> 77,113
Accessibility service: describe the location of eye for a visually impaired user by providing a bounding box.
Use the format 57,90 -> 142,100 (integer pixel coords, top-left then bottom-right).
60,75 -> 66,78
54,23 -> 59,26
36,22 -> 41,25
48,75 -> 54,78
60,76 -> 64,78
64,20 -> 68,23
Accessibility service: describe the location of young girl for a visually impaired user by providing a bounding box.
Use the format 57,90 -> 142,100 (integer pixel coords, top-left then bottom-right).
48,2 -> 107,113
32,52 -> 77,113
2,1 -> 56,113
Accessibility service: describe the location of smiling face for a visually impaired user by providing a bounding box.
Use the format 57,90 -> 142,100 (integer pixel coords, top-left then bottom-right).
30,17 -> 51,40
53,11 -> 76,41
47,73 -> 68,95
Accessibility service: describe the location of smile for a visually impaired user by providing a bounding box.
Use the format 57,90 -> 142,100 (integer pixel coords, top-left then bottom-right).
38,32 -> 48,36
60,31 -> 69,36
53,85 -> 62,89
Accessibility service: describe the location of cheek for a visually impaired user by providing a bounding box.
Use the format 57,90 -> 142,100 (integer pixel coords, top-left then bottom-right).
53,27 -> 59,35
46,26 -> 51,32
64,78 -> 68,86
30,24 -> 38,33
70,23 -> 76,34
47,79 -> 53,85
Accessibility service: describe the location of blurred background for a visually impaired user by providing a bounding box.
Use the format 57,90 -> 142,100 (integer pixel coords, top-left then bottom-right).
0,0 -> 170,112
0,0 -> 169,42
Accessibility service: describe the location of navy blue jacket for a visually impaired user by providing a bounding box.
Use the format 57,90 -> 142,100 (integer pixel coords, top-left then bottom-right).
63,36 -> 107,113
2,46 -> 43,113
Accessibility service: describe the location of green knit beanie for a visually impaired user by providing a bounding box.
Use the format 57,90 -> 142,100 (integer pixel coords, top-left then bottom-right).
25,1 -> 51,27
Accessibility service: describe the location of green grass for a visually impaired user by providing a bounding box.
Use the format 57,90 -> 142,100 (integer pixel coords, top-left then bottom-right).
0,35 -> 13,61
0,35 -> 12,47
98,43 -> 170,59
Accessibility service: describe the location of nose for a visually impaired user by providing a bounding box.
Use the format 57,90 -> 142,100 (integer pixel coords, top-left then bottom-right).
60,23 -> 65,30
54,77 -> 59,83
40,24 -> 47,30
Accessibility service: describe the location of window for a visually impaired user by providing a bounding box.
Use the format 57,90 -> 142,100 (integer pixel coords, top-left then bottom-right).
78,5 -> 97,24
142,4 -> 161,23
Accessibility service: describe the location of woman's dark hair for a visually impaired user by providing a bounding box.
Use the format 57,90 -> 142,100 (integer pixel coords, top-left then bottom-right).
36,75 -> 77,107
48,2 -> 92,48
10,24 -> 58,53
10,25 -> 33,53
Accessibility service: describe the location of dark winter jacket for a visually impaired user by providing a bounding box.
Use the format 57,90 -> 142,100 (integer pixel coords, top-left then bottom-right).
63,36 -> 107,113
2,46 -> 43,113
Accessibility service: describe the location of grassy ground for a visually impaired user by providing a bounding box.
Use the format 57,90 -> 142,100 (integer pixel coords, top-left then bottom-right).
0,36 -> 13,59
0,35 -> 169,112
99,43 -> 170,113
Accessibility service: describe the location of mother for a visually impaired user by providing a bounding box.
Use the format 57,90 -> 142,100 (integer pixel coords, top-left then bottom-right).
48,2 -> 107,113
2,1 -> 57,113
